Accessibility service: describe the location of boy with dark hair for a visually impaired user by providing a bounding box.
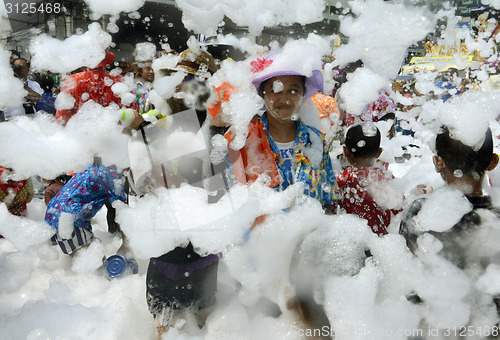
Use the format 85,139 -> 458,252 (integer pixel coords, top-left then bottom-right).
400,126 -> 500,259
400,125 -> 500,323
335,123 -> 401,235
345,122 -> 382,159
435,126 -> 496,190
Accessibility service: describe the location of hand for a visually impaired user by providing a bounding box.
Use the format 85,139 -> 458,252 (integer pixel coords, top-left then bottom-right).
210,113 -> 229,127
25,86 -> 41,102
416,184 -> 433,194
129,110 -> 145,130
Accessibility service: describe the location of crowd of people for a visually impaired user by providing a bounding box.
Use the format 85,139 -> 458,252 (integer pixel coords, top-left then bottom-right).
1,40 -> 500,339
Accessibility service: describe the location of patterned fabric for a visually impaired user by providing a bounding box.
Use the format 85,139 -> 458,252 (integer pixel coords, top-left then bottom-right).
311,91 -> 340,129
45,165 -> 126,231
400,195 -> 500,268
225,118 -> 281,188
226,113 -> 340,205
51,225 -> 94,255
55,68 -> 138,125
344,90 -> 396,127
36,92 -> 57,114
275,141 -> 295,184
0,166 -> 33,216
336,166 -> 399,235
261,114 -> 340,205
132,81 -> 150,114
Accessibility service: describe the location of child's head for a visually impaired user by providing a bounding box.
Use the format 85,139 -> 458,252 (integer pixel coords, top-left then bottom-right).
434,126 -> 499,192
344,123 -> 382,166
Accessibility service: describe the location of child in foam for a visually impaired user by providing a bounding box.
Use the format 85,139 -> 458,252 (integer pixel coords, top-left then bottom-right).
400,126 -> 500,264
225,53 -> 340,211
400,125 -> 500,319
45,163 -> 126,255
335,123 -> 402,235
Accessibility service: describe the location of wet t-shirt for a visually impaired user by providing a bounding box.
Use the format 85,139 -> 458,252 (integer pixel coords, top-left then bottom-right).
275,141 -> 294,184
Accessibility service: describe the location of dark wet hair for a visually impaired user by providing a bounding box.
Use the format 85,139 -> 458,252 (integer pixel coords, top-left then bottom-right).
345,123 -> 381,158
435,126 -> 494,177
11,57 -> 29,67
378,112 -> 395,122
345,59 -> 363,73
38,74 -> 54,92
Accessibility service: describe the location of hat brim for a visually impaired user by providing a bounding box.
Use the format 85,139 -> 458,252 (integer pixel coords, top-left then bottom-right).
159,65 -> 196,75
252,69 -> 323,99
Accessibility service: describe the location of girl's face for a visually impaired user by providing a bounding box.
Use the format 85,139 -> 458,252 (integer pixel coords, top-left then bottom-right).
141,62 -> 154,82
262,75 -> 304,121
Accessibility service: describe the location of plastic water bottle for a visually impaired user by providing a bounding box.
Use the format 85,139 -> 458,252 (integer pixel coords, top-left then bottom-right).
104,254 -> 138,279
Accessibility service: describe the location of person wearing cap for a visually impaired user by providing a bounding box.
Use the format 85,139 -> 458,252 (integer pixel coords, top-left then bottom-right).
161,49 -> 219,123
226,54 -> 340,212
55,51 -> 138,125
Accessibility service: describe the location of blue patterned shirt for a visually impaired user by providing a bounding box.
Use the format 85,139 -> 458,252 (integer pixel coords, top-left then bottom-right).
45,165 -> 126,231
260,113 -> 340,205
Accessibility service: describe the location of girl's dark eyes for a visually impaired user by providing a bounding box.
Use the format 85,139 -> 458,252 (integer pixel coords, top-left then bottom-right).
265,85 -> 302,94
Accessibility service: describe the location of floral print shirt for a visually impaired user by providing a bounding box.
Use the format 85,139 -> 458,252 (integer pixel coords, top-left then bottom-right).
133,81 -> 150,114
336,166 -> 400,235
261,113 -> 340,205
45,165 -> 126,231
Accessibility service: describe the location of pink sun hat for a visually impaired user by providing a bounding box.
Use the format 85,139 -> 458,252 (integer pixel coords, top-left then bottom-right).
251,53 -> 324,99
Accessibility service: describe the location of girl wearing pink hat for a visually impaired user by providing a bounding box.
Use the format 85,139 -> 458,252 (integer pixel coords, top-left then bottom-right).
226,54 -> 340,211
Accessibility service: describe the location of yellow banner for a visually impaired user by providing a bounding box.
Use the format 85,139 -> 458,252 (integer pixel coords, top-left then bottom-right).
409,55 -> 473,64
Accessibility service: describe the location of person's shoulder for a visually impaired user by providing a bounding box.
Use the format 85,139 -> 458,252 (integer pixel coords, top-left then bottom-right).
96,165 -> 121,178
370,165 -> 392,180
337,166 -> 358,184
463,195 -> 500,223
339,166 -> 358,176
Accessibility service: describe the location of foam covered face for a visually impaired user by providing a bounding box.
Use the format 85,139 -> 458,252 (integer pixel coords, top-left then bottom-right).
262,75 -> 304,121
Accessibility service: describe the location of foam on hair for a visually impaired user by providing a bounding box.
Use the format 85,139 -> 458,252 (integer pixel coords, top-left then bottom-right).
435,126 -> 494,178
345,123 -> 381,159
